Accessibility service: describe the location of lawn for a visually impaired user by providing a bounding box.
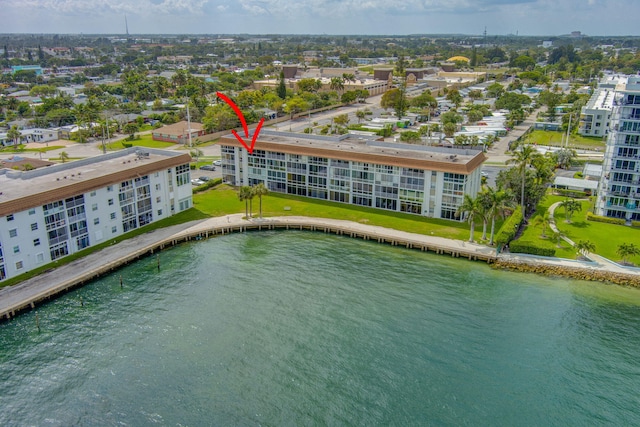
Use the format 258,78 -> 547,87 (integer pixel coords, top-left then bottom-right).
104,134 -> 176,150
193,185 -> 487,242
521,194 -> 640,263
528,130 -> 605,150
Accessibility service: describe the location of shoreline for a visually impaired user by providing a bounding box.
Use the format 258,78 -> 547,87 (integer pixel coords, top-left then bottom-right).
2,214 -> 640,321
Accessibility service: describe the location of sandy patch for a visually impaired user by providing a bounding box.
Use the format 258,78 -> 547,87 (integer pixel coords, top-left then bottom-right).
24,139 -> 75,149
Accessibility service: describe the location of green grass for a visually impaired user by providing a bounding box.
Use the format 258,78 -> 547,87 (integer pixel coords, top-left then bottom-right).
105,134 -> 176,150
0,145 -> 66,153
521,195 -> 640,263
528,130 -> 605,150
193,185 -> 486,241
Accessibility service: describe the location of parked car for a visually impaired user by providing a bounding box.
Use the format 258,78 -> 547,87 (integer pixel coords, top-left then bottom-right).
213,160 -> 222,166
191,178 -> 205,186
198,176 -> 211,182
199,164 -> 215,171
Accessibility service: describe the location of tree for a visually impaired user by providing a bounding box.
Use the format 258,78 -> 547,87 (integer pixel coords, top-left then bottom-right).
329,77 -> 344,95
487,189 -> 516,246
123,122 -> 140,139
238,186 -> 253,219
333,113 -> 349,129
506,144 -> 541,214
531,212 -> 551,238
552,230 -> 566,248
380,87 -> 407,118
486,82 -> 504,98
297,78 -> 322,93
356,110 -> 366,123
575,240 -> 595,259
60,151 -> 69,163
190,149 -> 203,164
617,243 -> 640,265
553,148 -> 577,170
446,89 -> 463,108
467,109 -> 483,124
560,199 -> 582,223
277,72 -> 287,100
7,125 -> 21,148
283,96 -> 309,126
252,183 -> 269,218
443,122 -> 457,138
456,194 -> 481,243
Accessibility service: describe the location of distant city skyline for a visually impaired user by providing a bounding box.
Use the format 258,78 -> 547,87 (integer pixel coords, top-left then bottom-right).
3,0 -> 640,37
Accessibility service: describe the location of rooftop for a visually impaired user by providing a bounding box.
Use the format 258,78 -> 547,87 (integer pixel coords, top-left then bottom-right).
220,130 -> 486,174
0,148 -> 191,216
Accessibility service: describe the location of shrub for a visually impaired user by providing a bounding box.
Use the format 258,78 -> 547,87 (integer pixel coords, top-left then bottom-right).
509,241 -> 556,257
122,142 -> 133,148
495,205 -> 523,246
632,220 -> 640,228
585,211 -> 626,225
192,178 -> 223,193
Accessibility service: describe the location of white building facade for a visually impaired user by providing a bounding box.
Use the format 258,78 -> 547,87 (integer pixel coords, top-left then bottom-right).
595,76 -> 640,221
220,131 -> 485,221
578,88 -> 614,137
0,148 -> 193,282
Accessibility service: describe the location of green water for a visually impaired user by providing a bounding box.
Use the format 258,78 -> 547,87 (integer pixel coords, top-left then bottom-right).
1,231 -> 640,426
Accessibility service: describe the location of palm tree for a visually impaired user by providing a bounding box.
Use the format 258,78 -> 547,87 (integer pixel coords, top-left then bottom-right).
487,189 -> 516,246
329,77 -> 344,96
238,186 -> 253,219
60,151 -> 69,163
252,183 -> 269,218
552,230 -> 566,248
356,110 -> 366,124
456,194 -> 481,243
506,144 -> 540,214
531,212 -> 551,238
574,240 -> 595,259
617,243 -> 640,265
560,199 -> 582,223
190,149 -> 204,165
7,125 -> 21,148
477,189 -> 493,241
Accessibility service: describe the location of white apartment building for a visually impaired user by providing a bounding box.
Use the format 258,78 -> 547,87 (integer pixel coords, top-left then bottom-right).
220,131 -> 485,220
595,76 -> 640,221
0,148 -> 193,282
578,88 -> 614,137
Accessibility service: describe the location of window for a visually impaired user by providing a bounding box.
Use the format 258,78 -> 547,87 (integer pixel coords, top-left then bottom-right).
157,209 -> 163,216
94,218 -> 100,225
107,186 -> 113,192
92,203 -> 98,211
9,229 -> 17,238
90,191 -> 96,196
108,199 -> 114,206
15,261 -> 23,270
155,184 -> 161,190
156,196 -> 161,203
111,226 -> 117,233
13,246 -> 20,254
110,212 -> 116,220
31,223 -> 38,231
176,164 -> 190,186
33,238 -> 40,246
28,209 -> 36,215
6,214 -> 14,221
36,253 -> 44,263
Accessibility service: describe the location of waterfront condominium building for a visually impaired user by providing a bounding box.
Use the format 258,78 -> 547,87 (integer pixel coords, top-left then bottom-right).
220,130 -> 485,220
0,148 -> 193,282
595,76 -> 640,221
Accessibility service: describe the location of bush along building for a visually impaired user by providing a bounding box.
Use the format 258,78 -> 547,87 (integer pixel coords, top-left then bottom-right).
0,148 -> 193,282
220,130 -> 485,220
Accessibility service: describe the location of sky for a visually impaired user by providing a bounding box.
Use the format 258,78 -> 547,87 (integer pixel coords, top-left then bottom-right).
3,0 -> 640,37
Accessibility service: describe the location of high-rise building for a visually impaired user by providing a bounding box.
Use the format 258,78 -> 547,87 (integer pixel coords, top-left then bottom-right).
595,76 -> 640,221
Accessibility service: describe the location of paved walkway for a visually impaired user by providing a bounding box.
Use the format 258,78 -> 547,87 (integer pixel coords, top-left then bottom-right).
2,213 -> 640,320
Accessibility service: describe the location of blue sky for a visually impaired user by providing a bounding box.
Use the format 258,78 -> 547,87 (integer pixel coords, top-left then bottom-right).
4,0 -> 639,36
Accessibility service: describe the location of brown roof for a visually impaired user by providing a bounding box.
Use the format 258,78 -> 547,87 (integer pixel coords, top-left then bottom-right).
0,150 -> 191,217
219,132 -> 485,174
0,156 -> 55,171
152,121 -> 204,137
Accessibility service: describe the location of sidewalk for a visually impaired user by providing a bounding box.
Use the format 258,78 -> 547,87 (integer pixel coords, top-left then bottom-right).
3,214 -> 640,321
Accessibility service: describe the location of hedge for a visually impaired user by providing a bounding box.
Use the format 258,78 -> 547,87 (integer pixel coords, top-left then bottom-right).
586,211 -> 626,225
192,177 -> 223,193
555,189 -> 589,198
495,205 -> 523,246
509,241 -> 556,257
633,220 -> 640,228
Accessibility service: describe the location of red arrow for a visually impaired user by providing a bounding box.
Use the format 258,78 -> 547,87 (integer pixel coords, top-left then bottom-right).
217,91 -> 263,154
231,118 -> 264,154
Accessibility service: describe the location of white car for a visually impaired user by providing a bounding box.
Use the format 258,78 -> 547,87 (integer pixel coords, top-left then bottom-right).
213,160 -> 222,166
191,178 -> 205,186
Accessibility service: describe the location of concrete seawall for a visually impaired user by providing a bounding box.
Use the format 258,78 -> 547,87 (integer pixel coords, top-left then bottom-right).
1,214 -> 639,321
